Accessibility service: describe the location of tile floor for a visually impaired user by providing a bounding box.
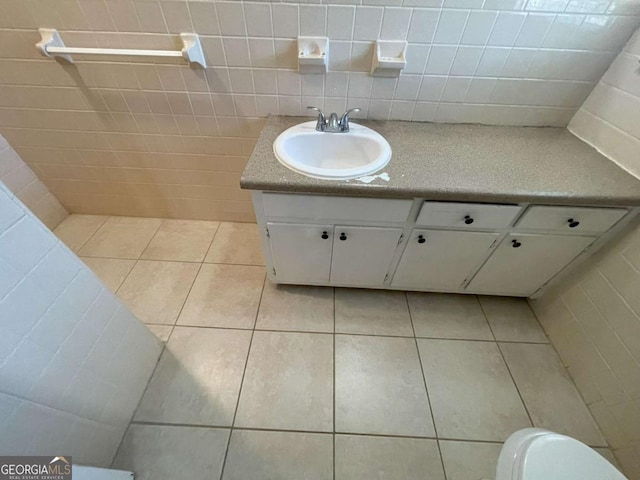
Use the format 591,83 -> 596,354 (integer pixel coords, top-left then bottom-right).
54,214 -> 614,480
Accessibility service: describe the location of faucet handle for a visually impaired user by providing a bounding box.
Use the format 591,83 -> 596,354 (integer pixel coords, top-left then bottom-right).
307,106 -> 326,131
339,107 -> 361,132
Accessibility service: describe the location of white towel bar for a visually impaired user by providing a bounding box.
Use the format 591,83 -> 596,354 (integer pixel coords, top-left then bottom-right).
36,28 -> 207,68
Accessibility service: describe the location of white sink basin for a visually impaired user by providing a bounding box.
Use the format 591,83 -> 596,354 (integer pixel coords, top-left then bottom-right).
273,121 -> 392,180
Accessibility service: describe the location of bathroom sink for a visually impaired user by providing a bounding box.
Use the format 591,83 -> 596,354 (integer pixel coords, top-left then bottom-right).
273,121 -> 392,180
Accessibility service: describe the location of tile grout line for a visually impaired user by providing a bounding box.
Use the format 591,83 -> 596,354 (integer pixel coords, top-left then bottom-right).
477,297 -> 536,428
201,220 -> 222,263
108,218 -> 159,294
139,321 -> 552,344
111,220 -> 206,467
79,254 -> 265,268
107,221 -> 270,471
164,259 -> 207,343
474,295 -> 497,343
64,214 -> 110,255
157,221 -> 224,337
332,286 -> 336,480
218,273 -> 266,480
123,420 -> 611,449
525,298 -> 611,450
404,291 -> 448,479
112,217 -> 165,303
110,315 -> 170,468
112,257 -> 138,297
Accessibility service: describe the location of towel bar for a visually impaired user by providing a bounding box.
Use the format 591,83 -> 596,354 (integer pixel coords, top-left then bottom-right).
36,28 -> 207,68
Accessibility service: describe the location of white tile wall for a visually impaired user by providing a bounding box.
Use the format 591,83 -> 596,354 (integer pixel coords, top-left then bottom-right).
0,0 -> 638,219
530,221 -> 640,479
0,134 -> 67,230
0,181 -> 162,466
531,25 -> 640,480
569,26 -> 640,178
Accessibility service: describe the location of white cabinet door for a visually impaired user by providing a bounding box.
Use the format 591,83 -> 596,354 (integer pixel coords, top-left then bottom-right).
268,222 -> 333,284
330,226 -> 403,286
391,229 -> 499,290
467,233 -> 595,296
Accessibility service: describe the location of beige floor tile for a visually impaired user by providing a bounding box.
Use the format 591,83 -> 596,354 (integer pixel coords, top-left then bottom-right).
81,257 -> 135,293
78,216 -> 162,259
256,280 -> 334,332
335,289 -> 413,336
113,424 -> 229,480
439,440 -> 502,480
479,296 -> 548,343
418,339 -> 531,441
500,343 -> 606,446
53,214 -> 108,253
145,324 -> 173,343
223,430 -> 333,480
117,260 -> 200,325
335,435 -> 445,480
235,331 -> 333,432
135,327 -> 251,426
615,450 -> 640,480
595,447 -> 619,467
141,219 -> 219,262
336,335 -> 434,437
408,293 -> 494,340
178,264 -> 265,329
204,222 -> 264,265
256,279 -> 333,333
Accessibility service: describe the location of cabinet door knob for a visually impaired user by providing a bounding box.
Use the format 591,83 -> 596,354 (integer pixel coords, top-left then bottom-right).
339,233 -> 347,241
512,239 -> 522,248
418,235 -> 426,244
464,215 -> 474,225
567,218 -> 580,228
321,231 -> 329,239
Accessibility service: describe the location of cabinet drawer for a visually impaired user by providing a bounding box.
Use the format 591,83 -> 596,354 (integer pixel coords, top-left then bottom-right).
263,193 -> 412,223
515,206 -> 627,233
416,202 -> 522,229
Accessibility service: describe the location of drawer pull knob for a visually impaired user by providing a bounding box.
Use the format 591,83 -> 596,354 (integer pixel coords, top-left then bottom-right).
418,235 -> 426,244
321,231 -> 329,239
567,218 -> 580,228
464,215 -> 474,225
339,233 -> 347,241
512,240 -> 522,248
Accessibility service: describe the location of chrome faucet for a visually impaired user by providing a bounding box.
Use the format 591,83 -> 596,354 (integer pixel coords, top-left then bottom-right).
307,106 -> 361,133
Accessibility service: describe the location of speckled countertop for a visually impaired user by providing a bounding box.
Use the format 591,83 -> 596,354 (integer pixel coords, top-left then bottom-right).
240,116 -> 640,206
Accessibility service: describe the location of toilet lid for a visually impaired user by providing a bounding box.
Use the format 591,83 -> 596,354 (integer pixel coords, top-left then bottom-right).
519,433 -> 626,480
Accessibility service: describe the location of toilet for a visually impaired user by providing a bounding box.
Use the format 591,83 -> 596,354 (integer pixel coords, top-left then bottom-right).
495,428 -> 627,480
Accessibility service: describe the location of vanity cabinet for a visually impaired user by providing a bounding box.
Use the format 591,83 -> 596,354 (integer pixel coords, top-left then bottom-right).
254,192 -> 635,298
